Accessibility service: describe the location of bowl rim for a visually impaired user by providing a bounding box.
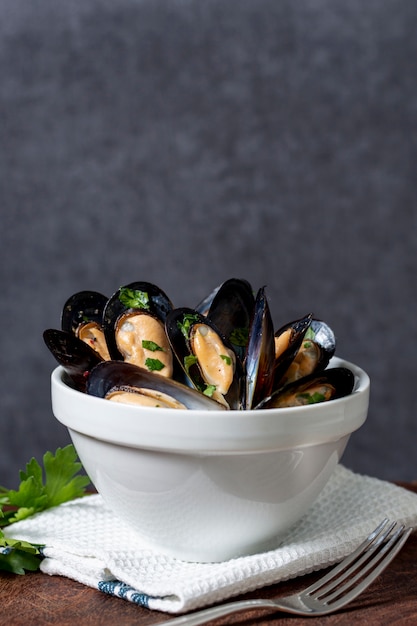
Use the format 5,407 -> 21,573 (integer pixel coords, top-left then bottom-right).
51,356 -> 370,453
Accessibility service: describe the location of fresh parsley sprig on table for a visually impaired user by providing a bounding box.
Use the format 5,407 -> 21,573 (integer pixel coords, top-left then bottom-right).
0,444 -> 90,574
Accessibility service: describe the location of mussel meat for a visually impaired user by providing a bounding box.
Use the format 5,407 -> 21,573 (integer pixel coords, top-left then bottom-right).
258,367 -> 355,409
87,360 -> 227,410
165,307 -> 242,409
61,290 -> 110,360
102,282 -> 174,377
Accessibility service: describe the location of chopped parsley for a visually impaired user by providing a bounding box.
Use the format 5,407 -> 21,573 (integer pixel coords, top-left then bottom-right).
229,327 -> 249,347
220,354 -> 232,365
119,287 -> 150,310
184,354 -> 198,374
297,391 -> 326,404
145,358 -> 165,372
304,327 -> 316,341
177,313 -> 199,339
142,340 -> 164,352
203,384 -> 216,397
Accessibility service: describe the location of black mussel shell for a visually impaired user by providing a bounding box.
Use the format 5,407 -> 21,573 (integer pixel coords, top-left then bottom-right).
258,366 -> 355,409
273,313 -> 313,389
43,328 -> 103,391
278,318 -> 337,387
194,283 -> 222,315
308,319 -> 336,367
165,307 -> 243,409
61,290 -> 108,335
61,290 -> 110,360
206,278 -> 255,362
244,287 -> 276,410
102,282 -> 174,361
86,360 -> 227,410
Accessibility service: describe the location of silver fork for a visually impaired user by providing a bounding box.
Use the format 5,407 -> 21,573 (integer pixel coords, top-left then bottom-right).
153,519 -> 412,625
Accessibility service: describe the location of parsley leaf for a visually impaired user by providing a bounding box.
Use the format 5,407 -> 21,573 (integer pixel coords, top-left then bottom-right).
297,391 -> 326,405
119,287 -> 150,310
0,445 -> 90,526
304,327 -> 316,341
229,327 -> 249,347
203,384 -> 216,397
184,354 -> 198,374
0,445 -> 90,574
145,358 -> 165,372
0,531 -> 43,575
142,340 -> 164,352
177,313 -> 199,339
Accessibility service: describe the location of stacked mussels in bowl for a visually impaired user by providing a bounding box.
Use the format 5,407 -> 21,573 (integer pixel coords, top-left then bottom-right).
43,278 -> 355,412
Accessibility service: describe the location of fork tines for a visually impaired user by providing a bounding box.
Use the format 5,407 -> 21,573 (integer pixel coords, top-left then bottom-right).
304,519 -> 412,609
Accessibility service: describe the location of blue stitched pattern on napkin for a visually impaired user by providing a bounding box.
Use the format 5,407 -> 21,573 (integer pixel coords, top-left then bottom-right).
98,580 -> 151,607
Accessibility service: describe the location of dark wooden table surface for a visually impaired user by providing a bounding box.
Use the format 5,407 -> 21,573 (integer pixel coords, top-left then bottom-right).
2,482 -> 417,626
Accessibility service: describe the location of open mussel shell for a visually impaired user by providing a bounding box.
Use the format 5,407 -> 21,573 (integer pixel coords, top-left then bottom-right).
278,318 -> 337,387
206,278 -> 255,362
86,360 -> 227,410
244,287 -> 276,410
61,290 -> 110,360
308,319 -> 336,366
273,313 -> 313,389
43,328 -> 103,391
194,283 -> 222,315
165,307 -> 243,409
61,290 -> 108,334
102,282 -> 174,368
258,366 -> 355,409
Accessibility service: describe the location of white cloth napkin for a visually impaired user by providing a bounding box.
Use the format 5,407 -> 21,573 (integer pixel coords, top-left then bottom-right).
4,465 -> 417,614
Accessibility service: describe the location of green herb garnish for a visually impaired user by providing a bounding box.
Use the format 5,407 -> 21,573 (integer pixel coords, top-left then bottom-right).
119,287 -> 150,310
220,354 -> 232,365
142,340 -> 164,352
145,358 -> 165,372
0,445 -> 90,574
177,313 -> 199,339
0,532 -> 43,575
297,391 -> 326,404
203,384 -> 217,397
184,354 -> 198,374
229,327 -> 249,347
304,327 -> 316,341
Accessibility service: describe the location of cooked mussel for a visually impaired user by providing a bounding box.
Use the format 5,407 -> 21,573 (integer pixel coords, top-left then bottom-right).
44,277 -> 354,411
102,282 -> 174,377
258,366 -> 355,409
272,313 -> 313,389
61,290 -> 110,360
86,360 -> 227,410
279,318 -> 336,387
165,307 -> 242,409
43,328 -> 103,391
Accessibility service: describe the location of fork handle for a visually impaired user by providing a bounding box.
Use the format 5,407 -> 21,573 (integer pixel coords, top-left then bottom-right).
153,598 -> 277,626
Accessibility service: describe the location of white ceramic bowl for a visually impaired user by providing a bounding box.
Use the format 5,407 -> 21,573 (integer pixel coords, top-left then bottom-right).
51,356 -> 370,562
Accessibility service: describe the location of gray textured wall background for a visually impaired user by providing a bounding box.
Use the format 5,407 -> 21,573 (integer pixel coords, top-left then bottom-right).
1,0 -> 416,487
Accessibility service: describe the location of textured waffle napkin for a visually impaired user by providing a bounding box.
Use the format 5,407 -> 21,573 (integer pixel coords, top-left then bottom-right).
4,465 -> 417,614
